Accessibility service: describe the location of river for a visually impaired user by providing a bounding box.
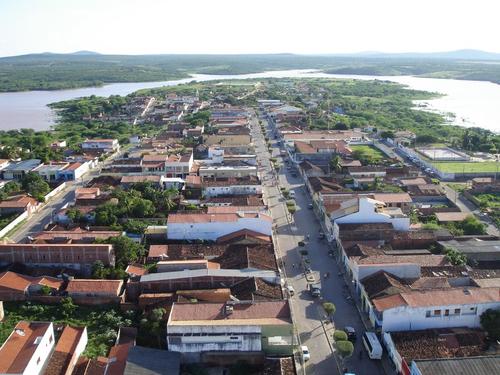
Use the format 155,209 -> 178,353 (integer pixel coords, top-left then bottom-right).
0,69 -> 499,133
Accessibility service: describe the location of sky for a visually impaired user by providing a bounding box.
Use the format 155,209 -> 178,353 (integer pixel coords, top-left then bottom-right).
1,0 -> 499,57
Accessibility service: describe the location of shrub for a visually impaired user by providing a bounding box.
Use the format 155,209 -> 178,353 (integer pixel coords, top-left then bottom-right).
333,330 -> 347,341
336,340 -> 354,358
288,206 -> 296,214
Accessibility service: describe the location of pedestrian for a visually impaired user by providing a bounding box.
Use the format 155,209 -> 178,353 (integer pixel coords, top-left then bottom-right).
292,263 -> 296,269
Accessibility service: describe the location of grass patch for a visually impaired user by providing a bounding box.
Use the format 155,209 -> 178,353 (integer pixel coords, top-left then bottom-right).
350,145 -> 386,164
432,161 -> 500,173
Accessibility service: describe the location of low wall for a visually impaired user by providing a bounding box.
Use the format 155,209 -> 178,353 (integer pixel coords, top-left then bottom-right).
0,211 -> 28,239
44,182 -> 67,201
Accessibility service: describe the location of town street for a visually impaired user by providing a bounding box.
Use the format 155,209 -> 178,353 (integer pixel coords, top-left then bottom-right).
251,114 -> 387,375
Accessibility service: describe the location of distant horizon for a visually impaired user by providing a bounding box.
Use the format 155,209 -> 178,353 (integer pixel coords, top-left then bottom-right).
3,48 -> 500,59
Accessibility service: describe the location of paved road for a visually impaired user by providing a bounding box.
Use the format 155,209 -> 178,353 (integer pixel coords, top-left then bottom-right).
251,114 -> 387,375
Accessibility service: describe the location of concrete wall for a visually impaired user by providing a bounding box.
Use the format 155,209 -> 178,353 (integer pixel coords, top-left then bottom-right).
167,218 -> 272,241
0,211 -> 28,239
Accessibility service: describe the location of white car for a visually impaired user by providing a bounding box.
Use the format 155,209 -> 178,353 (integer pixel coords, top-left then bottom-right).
286,285 -> 295,296
301,345 -> 310,362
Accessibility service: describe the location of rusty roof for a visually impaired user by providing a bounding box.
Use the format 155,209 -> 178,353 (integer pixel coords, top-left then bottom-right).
169,300 -> 291,324
0,271 -> 62,292
66,279 -> 123,295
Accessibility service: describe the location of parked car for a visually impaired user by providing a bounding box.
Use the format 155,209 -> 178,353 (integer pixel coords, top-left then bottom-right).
308,203 -> 313,209
301,345 -> 310,362
286,285 -> 295,296
345,326 -> 357,342
318,231 -> 325,239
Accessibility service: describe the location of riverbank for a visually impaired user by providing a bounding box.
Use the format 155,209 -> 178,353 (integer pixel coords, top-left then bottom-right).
0,70 -> 499,133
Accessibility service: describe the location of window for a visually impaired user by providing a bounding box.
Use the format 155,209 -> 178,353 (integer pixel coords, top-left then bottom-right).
425,310 -> 431,317
454,308 -> 461,315
444,309 -> 450,316
433,310 -> 441,316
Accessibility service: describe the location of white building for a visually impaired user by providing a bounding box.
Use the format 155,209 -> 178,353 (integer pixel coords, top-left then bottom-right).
81,139 -> 120,153
331,197 -> 410,239
202,178 -> 262,198
0,321 -> 55,375
199,165 -> 258,179
370,287 -> 500,332
167,212 -> 272,241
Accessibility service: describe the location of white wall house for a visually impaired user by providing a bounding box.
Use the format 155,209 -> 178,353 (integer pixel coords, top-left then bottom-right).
369,287 -> 500,332
81,139 -> 119,153
332,197 -> 410,239
0,321 -> 55,375
167,213 -> 272,241
203,183 -> 262,197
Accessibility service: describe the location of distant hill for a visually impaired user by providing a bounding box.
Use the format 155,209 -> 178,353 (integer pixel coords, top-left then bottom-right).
70,50 -> 101,56
337,49 -> 500,61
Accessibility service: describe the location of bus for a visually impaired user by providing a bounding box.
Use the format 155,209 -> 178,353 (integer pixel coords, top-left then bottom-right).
362,332 -> 383,359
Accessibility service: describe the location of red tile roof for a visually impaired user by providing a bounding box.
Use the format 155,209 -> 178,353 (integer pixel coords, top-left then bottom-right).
0,271 -> 62,292
66,279 -> 123,296
0,321 -> 52,374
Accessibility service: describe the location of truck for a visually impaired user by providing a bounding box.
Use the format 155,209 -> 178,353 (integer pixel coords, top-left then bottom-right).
308,282 -> 321,297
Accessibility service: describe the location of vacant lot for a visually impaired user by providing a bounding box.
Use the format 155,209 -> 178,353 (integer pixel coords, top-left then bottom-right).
350,145 -> 386,162
432,161 -> 499,173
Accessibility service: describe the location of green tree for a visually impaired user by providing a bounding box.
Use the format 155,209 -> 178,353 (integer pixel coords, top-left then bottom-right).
480,308 -> 500,340
98,235 -> 145,268
460,216 -> 486,235
21,172 -> 50,200
61,297 -> 77,319
330,155 -> 342,174
336,340 -> 354,358
444,247 -> 467,266
323,302 -> 336,317
140,308 -> 166,348
333,330 -> 348,341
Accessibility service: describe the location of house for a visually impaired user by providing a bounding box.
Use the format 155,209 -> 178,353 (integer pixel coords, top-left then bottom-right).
0,195 -> 38,215
140,269 -> 280,294
372,193 -> 413,213
166,300 -> 294,361
1,159 -> 42,180
382,328 -> 490,375
437,239 -> 500,266
346,247 -> 449,291
65,279 -> 124,304
368,287 -> 500,332
293,140 -> 352,163
32,163 -> 69,182
124,346 -> 181,375
81,139 -> 119,154
164,153 -> 194,178
411,356 -> 500,375
0,271 -> 62,301
32,229 -> 122,244
191,176 -> 262,198
299,160 -> 329,178
199,165 -> 258,178
0,159 -> 11,171
56,162 -> 90,181
43,326 -> 88,375
0,321 -> 55,375
0,243 -> 115,273
329,197 -> 410,240
167,213 -> 272,241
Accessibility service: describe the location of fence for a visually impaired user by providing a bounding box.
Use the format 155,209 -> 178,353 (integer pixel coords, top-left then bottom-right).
0,211 -> 28,238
